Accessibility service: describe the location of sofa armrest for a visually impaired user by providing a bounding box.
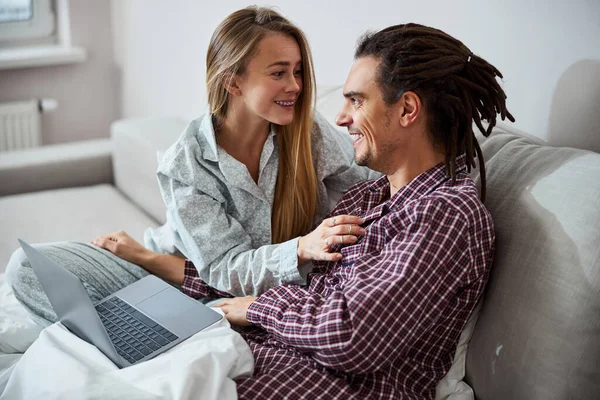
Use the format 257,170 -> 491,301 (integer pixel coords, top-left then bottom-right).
0,139 -> 113,196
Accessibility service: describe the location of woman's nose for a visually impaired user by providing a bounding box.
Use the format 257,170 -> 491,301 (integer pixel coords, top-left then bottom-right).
286,75 -> 301,93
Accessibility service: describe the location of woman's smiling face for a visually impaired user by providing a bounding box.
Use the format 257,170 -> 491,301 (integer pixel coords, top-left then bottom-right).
236,33 -> 303,126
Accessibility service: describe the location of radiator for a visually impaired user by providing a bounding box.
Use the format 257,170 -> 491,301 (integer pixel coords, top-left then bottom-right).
0,100 -> 41,152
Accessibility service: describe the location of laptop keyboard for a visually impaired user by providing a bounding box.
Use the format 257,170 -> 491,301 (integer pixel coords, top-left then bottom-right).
95,296 -> 179,364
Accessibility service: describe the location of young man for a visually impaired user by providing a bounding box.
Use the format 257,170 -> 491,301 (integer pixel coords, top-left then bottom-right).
191,24 -> 514,399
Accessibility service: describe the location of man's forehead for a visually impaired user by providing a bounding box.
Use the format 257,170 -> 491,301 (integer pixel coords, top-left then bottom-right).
343,56 -> 380,95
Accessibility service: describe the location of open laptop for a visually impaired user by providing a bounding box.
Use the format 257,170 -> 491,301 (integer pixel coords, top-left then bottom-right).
18,239 -> 223,368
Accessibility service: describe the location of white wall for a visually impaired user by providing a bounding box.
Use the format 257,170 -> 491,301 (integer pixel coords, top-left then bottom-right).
111,0 -> 600,150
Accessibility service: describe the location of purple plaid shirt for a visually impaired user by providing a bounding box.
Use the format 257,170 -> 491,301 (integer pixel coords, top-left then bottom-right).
182,155 -> 494,399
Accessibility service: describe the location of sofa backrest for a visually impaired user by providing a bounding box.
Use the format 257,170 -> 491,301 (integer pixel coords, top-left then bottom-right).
111,117 -> 187,224
466,124 -> 600,399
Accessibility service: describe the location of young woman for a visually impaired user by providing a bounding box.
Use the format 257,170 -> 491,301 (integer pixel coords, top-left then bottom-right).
6,6 -> 376,325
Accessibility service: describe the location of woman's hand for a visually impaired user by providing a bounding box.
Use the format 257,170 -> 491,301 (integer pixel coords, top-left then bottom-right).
91,231 -> 150,266
213,296 -> 257,326
297,215 -> 365,263
92,231 -> 186,285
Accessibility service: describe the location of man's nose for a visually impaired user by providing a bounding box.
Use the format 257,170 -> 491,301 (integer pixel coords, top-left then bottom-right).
335,108 -> 351,127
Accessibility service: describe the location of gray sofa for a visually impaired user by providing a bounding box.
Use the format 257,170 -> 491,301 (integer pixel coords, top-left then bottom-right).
0,86 -> 598,399
466,127 -> 600,399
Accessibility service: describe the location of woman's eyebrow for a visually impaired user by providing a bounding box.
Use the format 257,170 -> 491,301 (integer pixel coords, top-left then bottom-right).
265,61 -> 291,68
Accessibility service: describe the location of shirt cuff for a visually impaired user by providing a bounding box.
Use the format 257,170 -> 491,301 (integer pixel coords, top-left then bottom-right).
181,260 -> 203,299
181,260 -> 233,300
247,291 -> 278,327
278,237 -> 304,284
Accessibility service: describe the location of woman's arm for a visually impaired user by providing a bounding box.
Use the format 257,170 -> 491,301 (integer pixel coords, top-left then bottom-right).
92,231 -> 235,300
91,231 -> 185,285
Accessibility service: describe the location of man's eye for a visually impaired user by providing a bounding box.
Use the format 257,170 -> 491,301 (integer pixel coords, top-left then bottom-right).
351,97 -> 361,106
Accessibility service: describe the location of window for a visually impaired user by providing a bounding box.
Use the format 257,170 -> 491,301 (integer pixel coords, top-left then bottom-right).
0,0 -> 55,46
0,0 -> 33,22
0,0 -> 85,69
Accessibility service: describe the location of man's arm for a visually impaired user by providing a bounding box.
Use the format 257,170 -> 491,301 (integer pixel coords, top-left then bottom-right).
246,200 -> 484,375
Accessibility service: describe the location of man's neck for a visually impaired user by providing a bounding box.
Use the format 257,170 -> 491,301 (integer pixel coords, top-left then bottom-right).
386,149 -> 445,198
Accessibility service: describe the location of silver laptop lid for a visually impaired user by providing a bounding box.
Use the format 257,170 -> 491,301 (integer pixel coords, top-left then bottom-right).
18,239 -> 124,367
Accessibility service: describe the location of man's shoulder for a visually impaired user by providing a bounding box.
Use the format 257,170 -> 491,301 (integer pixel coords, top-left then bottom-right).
416,174 -> 493,230
400,174 -> 490,223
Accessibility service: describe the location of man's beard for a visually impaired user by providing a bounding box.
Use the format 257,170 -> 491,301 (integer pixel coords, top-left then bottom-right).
354,150 -> 372,167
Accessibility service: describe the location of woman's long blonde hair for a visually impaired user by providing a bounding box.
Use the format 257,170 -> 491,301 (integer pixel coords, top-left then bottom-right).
206,6 -> 318,243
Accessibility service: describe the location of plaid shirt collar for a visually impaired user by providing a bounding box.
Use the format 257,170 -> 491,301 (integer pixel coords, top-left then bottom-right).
360,154 -> 468,221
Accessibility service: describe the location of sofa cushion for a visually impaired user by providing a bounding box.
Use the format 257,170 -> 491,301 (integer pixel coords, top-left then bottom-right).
111,117 -> 188,225
0,184 -> 159,273
466,124 -> 600,399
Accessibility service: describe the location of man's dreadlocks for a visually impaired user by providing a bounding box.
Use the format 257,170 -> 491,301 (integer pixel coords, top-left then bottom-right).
355,23 -> 514,201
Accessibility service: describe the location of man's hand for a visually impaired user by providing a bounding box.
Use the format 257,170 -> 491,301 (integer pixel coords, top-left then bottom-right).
213,296 -> 257,326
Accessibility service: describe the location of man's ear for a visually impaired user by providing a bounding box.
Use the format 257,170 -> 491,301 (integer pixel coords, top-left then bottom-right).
398,91 -> 422,128
223,74 -> 243,96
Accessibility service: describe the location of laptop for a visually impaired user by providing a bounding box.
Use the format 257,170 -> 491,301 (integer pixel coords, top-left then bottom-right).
18,239 -> 223,368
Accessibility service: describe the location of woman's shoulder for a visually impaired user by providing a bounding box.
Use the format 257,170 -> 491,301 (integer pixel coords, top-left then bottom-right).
158,114 -> 216,179
311,111 -> 334,137
173,114 -> 213,150
310,111 -> 354,158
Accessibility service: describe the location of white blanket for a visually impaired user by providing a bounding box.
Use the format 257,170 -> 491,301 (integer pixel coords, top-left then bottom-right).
0,275 -> 254,400
0,274 -> 42,394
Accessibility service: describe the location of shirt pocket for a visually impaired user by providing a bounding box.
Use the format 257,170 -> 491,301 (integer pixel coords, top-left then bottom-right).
340,241 -> 364,268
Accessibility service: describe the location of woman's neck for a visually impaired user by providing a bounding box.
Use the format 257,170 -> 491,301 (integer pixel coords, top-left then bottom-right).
216,102 -> 271,183
218,102 -> 270,151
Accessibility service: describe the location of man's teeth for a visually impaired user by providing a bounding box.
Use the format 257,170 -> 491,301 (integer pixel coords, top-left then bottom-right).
350,133 -> 364,141
275,100 -> 295,106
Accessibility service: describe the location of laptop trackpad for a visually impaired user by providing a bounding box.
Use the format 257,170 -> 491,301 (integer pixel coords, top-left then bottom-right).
136,288 -> 195,322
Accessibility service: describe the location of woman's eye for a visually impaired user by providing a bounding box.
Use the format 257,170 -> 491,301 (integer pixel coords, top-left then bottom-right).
294,69 -> 302,76
273,71 -> 284,77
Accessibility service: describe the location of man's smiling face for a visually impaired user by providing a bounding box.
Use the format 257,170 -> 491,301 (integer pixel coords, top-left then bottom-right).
335,56 -> 408,174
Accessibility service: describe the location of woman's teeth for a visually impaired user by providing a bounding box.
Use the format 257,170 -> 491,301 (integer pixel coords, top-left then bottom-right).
275,100 -> 295,106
